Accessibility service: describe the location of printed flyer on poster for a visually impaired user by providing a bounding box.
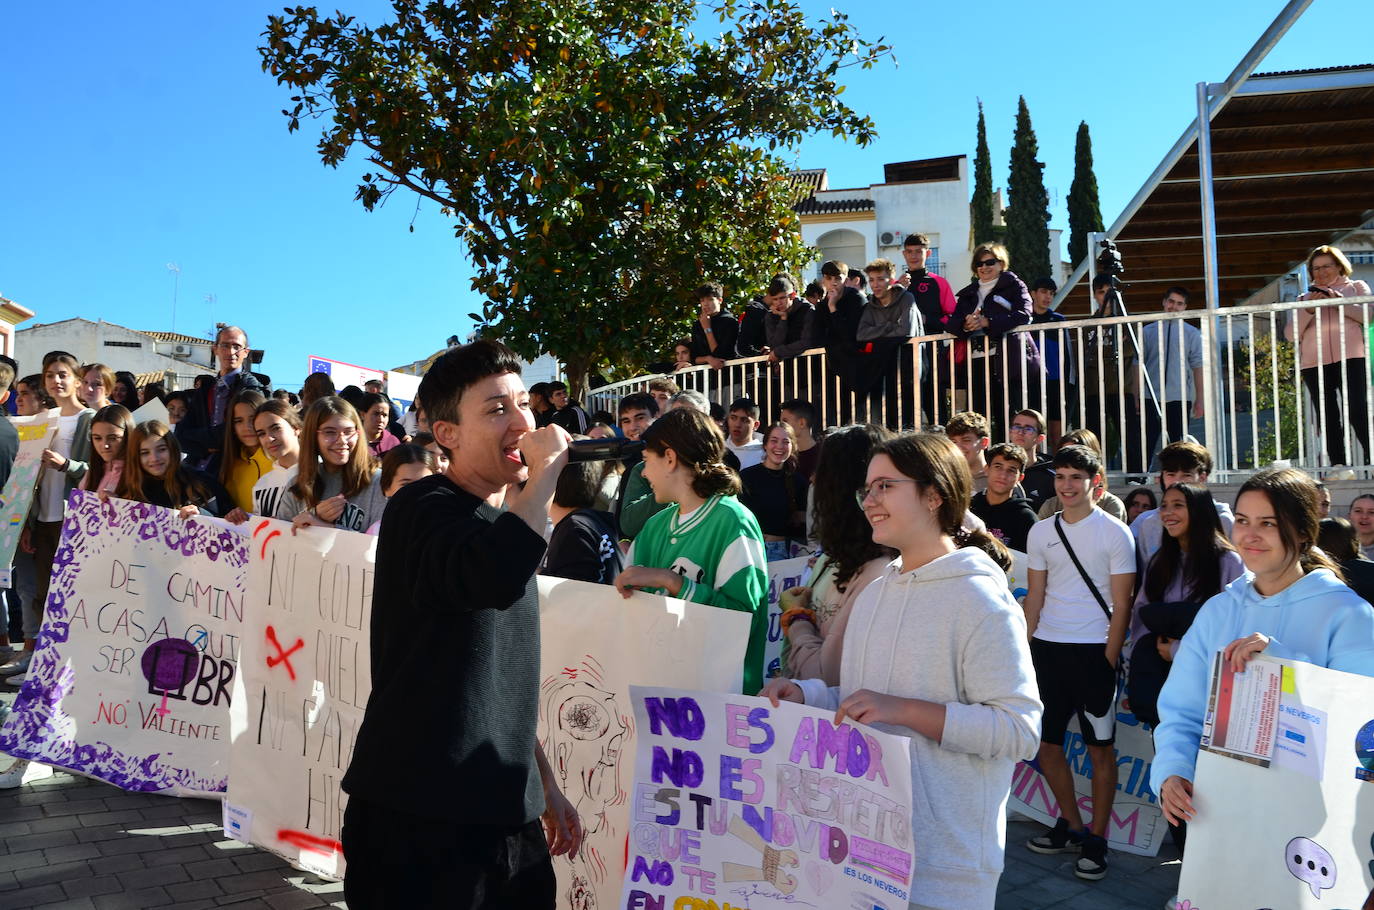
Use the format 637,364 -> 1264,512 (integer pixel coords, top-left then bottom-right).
1200,652 -> 1282,766
621,686 -> 915,910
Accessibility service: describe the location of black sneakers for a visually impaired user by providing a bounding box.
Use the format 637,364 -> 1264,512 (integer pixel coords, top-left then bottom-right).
1026,817 -> 1084,855
1075,832 -> 1110,880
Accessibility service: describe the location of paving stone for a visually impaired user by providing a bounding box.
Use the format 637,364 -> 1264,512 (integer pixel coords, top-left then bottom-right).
165,879 -> 225,901
142,843 -> 217,867
233,851 -> 291,873
216,870 -> 295,894
92,886 -> 174,909
0,849 -> 51,874
60,876 -> 126,900
73,810 -> 144,828
114,863 -> 190,890
32,897 -> 97,910
18,830 -> 78,851
265,890 -> 333,909
0,884 -> 66,909
183,857 -> 241,879
13,860 -> 96,888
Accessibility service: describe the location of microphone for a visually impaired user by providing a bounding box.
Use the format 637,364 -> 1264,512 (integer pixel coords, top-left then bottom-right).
566,438 -> 645,463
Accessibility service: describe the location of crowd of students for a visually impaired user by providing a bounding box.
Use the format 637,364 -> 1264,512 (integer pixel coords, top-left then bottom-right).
4,322 -> 1374,909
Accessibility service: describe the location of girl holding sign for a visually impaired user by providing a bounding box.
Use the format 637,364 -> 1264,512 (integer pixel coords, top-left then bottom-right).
274,396 -> 385,534
613,407 -> 769,697
250,398 -> 302,519
1152,467 -> 1374,828
762,432 -> 1042,909
117,421 -> 233,517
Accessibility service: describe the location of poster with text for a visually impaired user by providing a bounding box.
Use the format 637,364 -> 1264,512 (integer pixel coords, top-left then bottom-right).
1008,711 -> 1165,856
0,410 -> 58,587
762,556 -> 810,682
224,518 -> 375,879
621,686 -> 915,910
0,492 -> 248,796
539,577 -> 751,910
1178,658 -> 1374,908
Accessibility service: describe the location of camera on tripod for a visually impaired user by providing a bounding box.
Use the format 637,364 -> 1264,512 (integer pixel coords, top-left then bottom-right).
1096,239 -> 1124,278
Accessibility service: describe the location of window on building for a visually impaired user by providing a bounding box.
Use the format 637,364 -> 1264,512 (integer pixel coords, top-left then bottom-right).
928,247 -> 942,277
103,341 -> 143,348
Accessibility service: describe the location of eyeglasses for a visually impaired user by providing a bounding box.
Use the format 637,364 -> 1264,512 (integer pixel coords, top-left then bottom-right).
975,259 -> 1000,268
1311,263 -> 1340,272
216,342 -> 247,352
855,478 -> 917,508
1010,424 -> 1041,435
319,428 -> 359,444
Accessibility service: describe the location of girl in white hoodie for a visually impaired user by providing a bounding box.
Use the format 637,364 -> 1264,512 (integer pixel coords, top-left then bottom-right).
763,433 -> 1042,909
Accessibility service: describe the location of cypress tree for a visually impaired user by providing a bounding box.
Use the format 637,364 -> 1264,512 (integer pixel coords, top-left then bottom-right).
1067,121 -> 1104,267
970,100 -> 996,248
1005,96 -> 1051,282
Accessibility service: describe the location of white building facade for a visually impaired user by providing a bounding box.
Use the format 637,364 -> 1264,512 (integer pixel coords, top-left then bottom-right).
795,156 -> 1066,291
14,318 -> 216,389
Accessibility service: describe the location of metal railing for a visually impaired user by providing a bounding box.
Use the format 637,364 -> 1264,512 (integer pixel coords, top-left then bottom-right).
586,294 -> 1374,479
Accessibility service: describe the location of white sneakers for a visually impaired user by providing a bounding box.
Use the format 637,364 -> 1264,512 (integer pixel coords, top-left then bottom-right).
0,758 -> 54,789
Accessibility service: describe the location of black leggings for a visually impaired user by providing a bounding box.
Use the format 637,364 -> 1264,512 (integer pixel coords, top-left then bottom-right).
1301,359 -> 1370,465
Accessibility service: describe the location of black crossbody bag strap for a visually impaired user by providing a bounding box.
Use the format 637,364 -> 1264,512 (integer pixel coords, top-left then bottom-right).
1055,514 -> 1113,620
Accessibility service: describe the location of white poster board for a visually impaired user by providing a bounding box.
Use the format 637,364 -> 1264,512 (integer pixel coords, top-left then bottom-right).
0,411 -> 58,587
539,577 -> 751,910
762,556 -> 810,682
621,686 -> 916,909
224,517 -> 375,878
0,492 -> 247,796
131,396 -> 170,426
1177,657 -> 1374,907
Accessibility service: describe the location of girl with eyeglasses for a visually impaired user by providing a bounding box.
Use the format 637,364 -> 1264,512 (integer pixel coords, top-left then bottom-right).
762,433 -> 1042,909
274,396 -> 385,534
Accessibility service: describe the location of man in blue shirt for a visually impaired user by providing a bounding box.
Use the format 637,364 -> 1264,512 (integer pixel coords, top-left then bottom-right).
1138,287 -> 1203,466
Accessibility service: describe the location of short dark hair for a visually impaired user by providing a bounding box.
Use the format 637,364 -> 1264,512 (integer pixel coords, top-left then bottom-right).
547,380 -> 568,393
618,391 -> 658,418
417,339 -> 524,430
847,268 -> 867,290
696,282 -> 724,300
380,444 -> 438,492
820,260 -> 846,279
1053,444 -> 1102,477
529,382 -> 551,398
359,391 -> 388,413
903,233 -> 930,248
553,456 -> 604,510
779,399 -> 817,428
1013,408 -> 1045,434
804,281 -> 824,299
728,397 -> 759,419
1031,277 -> 1057,293
1092,274 -> 1113,292
1157,440 -> 1211,476
1317,517 -> 1361,561
766,276 -> 795,296
986,442 -> 1029,472
641,408 -> 740,499
1164,286 -> 1191,304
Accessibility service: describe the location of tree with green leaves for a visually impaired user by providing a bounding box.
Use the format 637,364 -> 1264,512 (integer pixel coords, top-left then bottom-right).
1005,96 -> 1051,282
260,0 -> 891,393
970,100 -> 996,248
1067,121 -> 1104,268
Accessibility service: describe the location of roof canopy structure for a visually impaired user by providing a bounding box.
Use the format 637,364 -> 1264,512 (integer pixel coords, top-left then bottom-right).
1060,64 -> 1374,313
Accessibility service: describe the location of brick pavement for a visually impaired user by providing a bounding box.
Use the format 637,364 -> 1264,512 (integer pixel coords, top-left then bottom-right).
0,716 -> 1180,909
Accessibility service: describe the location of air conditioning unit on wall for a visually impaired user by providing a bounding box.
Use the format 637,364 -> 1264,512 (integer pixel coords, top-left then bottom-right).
171,344 -> 193,359
879,230 -> 904,247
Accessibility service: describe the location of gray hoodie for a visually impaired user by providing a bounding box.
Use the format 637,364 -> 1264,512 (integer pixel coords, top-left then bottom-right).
798,547 -> 1041,908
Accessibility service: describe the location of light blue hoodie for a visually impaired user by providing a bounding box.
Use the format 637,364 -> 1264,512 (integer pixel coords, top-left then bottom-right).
1151,567 -> 1374,792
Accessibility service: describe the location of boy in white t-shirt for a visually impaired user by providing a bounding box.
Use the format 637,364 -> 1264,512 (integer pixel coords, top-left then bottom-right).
1022,444 -> 1135,881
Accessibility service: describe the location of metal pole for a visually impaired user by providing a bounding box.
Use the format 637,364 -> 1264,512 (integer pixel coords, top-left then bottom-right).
1196,80 -> 1222,460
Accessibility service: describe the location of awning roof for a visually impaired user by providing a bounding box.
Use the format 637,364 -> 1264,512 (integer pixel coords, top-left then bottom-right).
1059,64 -> 1374,313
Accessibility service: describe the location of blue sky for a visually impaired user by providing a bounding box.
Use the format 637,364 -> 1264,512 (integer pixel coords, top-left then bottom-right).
2,0 -> 1367,390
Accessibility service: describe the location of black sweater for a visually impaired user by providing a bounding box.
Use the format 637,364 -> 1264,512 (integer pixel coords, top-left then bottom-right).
341,474 -> 546,824
969,490 -> 1038,553
739,463 -> 809,541
690,312 -> 740,362
543,509 -> 623,585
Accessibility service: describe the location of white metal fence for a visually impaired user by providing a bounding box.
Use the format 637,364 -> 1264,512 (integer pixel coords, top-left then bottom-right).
586,294 -> 1374,479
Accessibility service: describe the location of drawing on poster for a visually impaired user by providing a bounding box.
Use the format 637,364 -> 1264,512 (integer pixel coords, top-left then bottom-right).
540,656 -> 633,910
1356,719 -> 1374,782
1286,836 -> 1337,899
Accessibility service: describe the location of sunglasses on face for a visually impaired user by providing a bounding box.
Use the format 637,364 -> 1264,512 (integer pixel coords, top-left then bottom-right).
975,259 -> 1000,268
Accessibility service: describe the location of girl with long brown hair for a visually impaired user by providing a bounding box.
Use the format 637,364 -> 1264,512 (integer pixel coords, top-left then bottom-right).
116,421 -> 232,517
273,397 -> 384,533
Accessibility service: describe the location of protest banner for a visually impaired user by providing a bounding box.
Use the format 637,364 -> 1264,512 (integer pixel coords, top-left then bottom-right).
308,355 -> 383,391
0,492 -> 248,796
1008,709 -> 1164,856
761,556 -> 810,682
621,685 -> 916,910
539,577 -> 751,910
1177,657 -> 1374,908
0,410 -> 58,587
224,518 -> 374,878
